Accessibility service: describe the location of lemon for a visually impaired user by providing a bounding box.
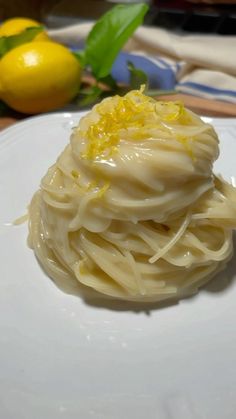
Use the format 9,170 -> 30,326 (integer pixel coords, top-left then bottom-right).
0,42 -> 81,114
0,17 -> 49,41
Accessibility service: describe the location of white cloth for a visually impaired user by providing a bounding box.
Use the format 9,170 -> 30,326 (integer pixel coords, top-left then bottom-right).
49,23 -> 236,103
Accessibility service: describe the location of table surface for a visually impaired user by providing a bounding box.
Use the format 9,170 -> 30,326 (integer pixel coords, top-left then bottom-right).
1,94 -> 236,133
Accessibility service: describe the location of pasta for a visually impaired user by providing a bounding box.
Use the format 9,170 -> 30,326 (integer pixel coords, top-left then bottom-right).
28,88 -> 236,302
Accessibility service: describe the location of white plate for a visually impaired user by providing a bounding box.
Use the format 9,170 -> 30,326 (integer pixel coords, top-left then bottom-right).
1,113 -> 236,419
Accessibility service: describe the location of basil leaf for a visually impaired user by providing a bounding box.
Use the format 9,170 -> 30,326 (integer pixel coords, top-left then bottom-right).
0,26 -> 43,58
84,3 -> 148,79
73,50 -> 86,68
127,61 -> 148,89
98,74 -> 118,89
0,38 -> 8,57
77,85 -> 103,108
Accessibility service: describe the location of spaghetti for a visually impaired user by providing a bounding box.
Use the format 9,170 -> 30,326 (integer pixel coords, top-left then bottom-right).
28,89 -> 236,302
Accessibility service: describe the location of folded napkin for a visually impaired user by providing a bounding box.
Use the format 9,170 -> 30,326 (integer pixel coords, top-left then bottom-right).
49,23 -> 236,104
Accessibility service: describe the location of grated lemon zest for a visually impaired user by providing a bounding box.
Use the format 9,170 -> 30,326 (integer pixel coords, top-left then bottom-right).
81,88 -> 192,160
86,180 -> 97,191
156,101 -> 183,121
177,135 -> 195,159
84,180 -> 110,198
96,181 -> 110,198
71,170 -> 79,179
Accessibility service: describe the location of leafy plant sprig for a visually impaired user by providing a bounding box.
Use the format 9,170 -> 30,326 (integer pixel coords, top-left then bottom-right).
75,3 -> 176,107
75,3 -> 151,106
83,3 -> 148,80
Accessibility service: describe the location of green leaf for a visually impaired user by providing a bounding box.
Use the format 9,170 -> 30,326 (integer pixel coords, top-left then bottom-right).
127,61 -> 148,90
98,74 -> 118,89
84,3 -> 148,79
73,50 -> 86,68
0,26 -> 43,58
77,85 -> 104,108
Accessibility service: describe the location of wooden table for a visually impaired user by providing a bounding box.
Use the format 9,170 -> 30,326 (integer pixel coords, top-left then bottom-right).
1,94 -> 236,132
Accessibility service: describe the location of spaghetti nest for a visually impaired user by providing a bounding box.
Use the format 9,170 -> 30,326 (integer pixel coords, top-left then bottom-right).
28,89 -> 236,302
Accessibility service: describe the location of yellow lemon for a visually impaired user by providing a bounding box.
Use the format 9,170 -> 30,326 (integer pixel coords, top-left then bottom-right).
0,42 -> 81,114
0,17 -> 49,41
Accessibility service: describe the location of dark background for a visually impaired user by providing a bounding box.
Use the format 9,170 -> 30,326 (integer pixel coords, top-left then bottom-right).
0,1 -> 236,34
